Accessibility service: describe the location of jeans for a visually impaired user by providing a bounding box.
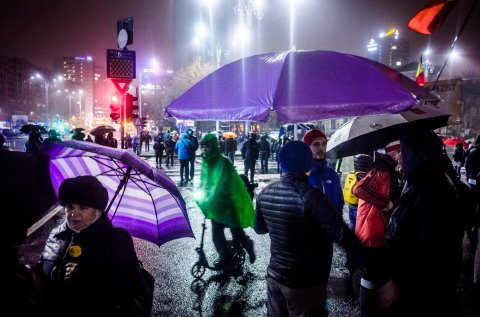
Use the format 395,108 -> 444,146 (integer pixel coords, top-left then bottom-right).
348,205 -> 358,231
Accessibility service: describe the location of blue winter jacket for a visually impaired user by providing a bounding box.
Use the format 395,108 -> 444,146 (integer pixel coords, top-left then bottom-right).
175,134 -> 192,160
308,159 -> 344,215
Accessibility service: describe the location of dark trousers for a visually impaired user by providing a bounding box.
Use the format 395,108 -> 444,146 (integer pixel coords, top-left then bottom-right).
266,275 -> 328,317
227,151 -> 235,163
260,152 -> 269,172
155,154 -> 163,167
211,220 -> 248,257
189,156 -> 195,179
244,160 -> 256,183
166,151 -> 174,166
179,159 -> 189,182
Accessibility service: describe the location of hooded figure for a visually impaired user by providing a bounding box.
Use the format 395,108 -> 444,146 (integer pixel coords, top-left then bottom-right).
382,130 -> 463,316
195,133 -> 254,228
194,133 -> 256,267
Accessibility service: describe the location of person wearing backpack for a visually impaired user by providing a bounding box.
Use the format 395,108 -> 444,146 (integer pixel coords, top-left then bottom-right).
344,154 -> 374,231
153,139 -> 165,168
352,142 -> 402,317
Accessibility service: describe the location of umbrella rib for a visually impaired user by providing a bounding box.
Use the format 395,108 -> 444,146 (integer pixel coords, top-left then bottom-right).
106,166 -> 132,215
122,170 -> 163,245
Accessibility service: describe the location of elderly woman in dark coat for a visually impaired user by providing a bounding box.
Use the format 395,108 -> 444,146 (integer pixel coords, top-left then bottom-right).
39,176 -> 143,317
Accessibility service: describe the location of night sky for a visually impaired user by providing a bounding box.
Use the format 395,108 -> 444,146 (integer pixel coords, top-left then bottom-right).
1,0 -> 479,77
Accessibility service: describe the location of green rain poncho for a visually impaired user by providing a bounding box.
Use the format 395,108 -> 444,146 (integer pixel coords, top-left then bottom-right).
194,133 -> 254,228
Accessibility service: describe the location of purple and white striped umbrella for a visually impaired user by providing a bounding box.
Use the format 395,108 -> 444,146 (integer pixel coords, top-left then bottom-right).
40,141 -> 194,246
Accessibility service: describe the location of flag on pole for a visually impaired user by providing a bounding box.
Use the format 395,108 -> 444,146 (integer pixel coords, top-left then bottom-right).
416,55 -> 426,86
408,0 -> 458,35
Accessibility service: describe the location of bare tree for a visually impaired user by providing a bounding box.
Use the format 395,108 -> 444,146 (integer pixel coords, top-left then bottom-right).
147,57 -> 215,130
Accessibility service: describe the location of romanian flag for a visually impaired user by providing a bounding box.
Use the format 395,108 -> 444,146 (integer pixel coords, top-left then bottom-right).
408,0 -> 458,35
416,55 -> 426,86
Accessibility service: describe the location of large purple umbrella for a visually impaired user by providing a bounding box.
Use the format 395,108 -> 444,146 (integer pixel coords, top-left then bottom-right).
40,141 -> 194,247
165,50 -> 439,123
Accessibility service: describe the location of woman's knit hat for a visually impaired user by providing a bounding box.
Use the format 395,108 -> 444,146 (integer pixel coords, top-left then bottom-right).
59,176 -> 109,211
279,141 -> 312,173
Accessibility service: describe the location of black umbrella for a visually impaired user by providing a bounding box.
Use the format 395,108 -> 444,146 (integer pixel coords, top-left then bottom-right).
70,127 -> 86,133
326,105 -> 451,159
90,125 -> 116,136
19,124 -> 48,134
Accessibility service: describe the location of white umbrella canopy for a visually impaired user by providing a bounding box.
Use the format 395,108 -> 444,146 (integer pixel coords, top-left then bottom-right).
326,105 -> 451,159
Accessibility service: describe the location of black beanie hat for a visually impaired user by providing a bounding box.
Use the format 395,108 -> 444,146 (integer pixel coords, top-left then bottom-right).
59,176 -> 109,211
353,154 -> 373,172
279,141 -> 312,173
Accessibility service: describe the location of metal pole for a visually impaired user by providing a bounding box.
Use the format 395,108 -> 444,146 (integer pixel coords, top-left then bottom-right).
45,82 -> 50,125
67,95 -> 72,121
121,94 -> 126,149
138,79 -> 142,117
432,0 -> 479,91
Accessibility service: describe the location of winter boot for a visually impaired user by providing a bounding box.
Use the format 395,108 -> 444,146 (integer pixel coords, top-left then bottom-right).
242,238 -> 256,264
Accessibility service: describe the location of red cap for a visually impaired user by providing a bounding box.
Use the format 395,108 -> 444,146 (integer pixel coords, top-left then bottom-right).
302,129 -> 326,146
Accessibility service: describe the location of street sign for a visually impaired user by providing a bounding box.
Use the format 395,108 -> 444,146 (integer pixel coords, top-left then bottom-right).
117,17 -> 133,48
107,49 -> 136,79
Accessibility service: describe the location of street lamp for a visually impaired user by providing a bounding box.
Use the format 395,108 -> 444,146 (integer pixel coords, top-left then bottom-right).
31,73 -> 64,125
208,42 -> 231,69
234,0 -> 264,28
77,90 -> 84,127
422,50 -> 435,82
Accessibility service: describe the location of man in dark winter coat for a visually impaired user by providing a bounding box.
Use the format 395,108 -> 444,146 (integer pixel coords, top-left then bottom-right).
255,141 -> 362,317
224,136 -> 237,163
258,135 -> 271,173
466,135 -> 480,293
241,133 -> 260,183
381,131 -> 464,317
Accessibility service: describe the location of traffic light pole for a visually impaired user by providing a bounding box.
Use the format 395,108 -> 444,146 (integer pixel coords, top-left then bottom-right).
121,93 -> 126,149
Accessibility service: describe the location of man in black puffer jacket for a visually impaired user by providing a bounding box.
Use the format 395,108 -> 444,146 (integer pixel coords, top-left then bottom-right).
255,141 -> 362,317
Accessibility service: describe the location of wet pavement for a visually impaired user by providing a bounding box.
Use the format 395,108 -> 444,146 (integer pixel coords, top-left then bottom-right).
20,148 -> 480,316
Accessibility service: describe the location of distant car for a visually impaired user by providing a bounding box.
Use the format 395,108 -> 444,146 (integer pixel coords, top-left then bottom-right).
1,129 -> 19,137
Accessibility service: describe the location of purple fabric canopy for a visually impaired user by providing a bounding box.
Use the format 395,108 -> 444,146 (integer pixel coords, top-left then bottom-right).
40,141 -> 194,247
165,50 -> 439,123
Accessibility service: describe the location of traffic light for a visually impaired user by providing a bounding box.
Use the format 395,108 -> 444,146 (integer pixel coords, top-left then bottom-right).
109,94 -> 120,122
125,93 -> 139,122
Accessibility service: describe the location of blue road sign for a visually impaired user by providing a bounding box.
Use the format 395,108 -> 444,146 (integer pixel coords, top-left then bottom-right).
107,49 -> 136,79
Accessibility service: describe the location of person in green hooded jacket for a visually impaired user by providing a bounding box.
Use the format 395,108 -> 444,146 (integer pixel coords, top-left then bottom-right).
194,133 -> 256,268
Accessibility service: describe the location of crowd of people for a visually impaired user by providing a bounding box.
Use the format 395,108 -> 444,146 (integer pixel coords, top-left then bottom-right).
2,124 -> 480,317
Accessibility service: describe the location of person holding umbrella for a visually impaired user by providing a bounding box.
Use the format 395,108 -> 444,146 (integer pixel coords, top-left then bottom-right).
24,130 -> 43,154
43,129 -> 61,143
39,175 -> 145,316
194,133 -> 256,268
381,131 -> 464,316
